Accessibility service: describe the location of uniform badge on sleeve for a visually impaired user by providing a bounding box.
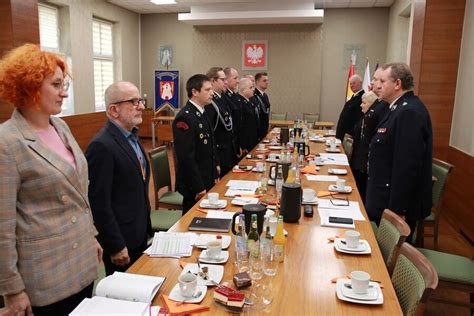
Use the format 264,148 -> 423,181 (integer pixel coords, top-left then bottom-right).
176,121 -> 189,130
377,128 -> 387,133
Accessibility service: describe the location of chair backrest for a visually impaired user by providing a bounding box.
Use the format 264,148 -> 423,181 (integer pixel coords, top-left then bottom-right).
170,141 -> 178,177
271,112 -> 287,121
148,146 -> 172,191
376,209 -> 411,275
342,133 -> 354,161
431,158 -> 453,209
391,243 -> 438,316
303,113 -> 320,124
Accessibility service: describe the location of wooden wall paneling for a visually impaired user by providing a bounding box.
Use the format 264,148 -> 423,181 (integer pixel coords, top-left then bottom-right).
442,147 -> 474,242
409,0 -> 426,94
61,112 -> 107,151
0,0 -> 39,123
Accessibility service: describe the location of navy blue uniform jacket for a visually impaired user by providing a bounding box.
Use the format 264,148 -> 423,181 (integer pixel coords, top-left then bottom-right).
366,91 -> 432,221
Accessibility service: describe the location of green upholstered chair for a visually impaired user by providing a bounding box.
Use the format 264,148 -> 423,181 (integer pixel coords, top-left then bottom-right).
271,112 -> 287,121
342,133 -> 354,162
417,158 -> 454,249
150,209 -> 183,232
391,243 -> 438,316
303,113 -> 320,127
93,264 -> 106,295
375,209 -> 411,275
148,146 -> 183,210
417,248 -> 474,311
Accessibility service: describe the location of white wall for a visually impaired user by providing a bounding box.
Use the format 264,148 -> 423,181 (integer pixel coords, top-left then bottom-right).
386,0 -> 413,63
450,0 -> 474,156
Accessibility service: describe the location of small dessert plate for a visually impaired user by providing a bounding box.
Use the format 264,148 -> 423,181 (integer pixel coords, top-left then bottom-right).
199,250 -> 229,264
233,165 -> 253,171
336,279 -> 383,305
325,148 -> 342,153
265,157 -> 280,163
334,238 -> 372,254
169,284 -> 207,303
301,197 -> 319,205
251,167 -> 264,173
328,168 -> 348,175
199,199 -> 228,209
328,185 -> 352,193
181,263 -> 224,286
268,145 -> 283,150
232,197 -> 260,206
194,234 -> 231,249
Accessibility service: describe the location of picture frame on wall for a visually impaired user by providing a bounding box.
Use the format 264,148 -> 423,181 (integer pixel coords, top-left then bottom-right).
242,40 -> 268,70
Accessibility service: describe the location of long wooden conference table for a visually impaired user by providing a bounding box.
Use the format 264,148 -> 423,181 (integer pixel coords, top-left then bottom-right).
129,128 -> 403,315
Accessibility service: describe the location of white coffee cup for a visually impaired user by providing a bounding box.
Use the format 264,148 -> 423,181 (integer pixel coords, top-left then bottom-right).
256,162 -> 264,172
268,153 -> 277,160
208,192 -> 219,205
345,230 -> 360,248
330,142 -> 337,151
350,271 -> 370,294
336,178 -> 346,191
308,159 -> 316,166
314,156 -> 323,165
178,272 -> 197,297
258,144 -> 265,150
206,239 -> 222,259
302,188 -> 316,202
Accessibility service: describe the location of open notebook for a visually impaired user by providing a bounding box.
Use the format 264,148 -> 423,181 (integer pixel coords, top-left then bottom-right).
70,272 -> 165,315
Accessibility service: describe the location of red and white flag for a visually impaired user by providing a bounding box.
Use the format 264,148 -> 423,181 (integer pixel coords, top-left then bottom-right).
362,59 -> 371,92
345,51 -> 357,101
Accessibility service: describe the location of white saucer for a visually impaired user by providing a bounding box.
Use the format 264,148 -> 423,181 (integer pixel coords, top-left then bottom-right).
233,165 -> 252,171
328,185 -> 352,193
268,145 -> 283,150
194,234 -> 231,249
231,197 -> 260,206
262,139 -> 270,143
268,179 -> 275,186
199,250 -> 229,264
328,168 -> 348,175
200,199 -> 228,209
251,167 -> 264,173
334,238 -> 372,254
336,279 -> 383,305
325,148 -> 341,153
181,263 -> 224,286
301,197 -> 319,205
169,284 -> 207,303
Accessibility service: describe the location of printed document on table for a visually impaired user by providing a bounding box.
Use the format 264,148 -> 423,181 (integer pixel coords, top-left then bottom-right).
317,199 -> 366,221
225,187 -> 258,197
226,180 -> 260,189
318,209 -> 356,229
319,153 -> 350,166
305,175 -> 339,182
146,232 -> 196,257
206,210 -> 236,220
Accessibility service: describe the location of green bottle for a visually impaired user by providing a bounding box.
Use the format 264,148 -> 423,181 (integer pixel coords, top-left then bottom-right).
247,214 -> 260,258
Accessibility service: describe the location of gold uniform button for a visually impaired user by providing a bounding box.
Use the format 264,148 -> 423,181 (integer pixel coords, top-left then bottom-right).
72,243 -> 78,249
71,216 -> 77,223
61,195 -> 68,202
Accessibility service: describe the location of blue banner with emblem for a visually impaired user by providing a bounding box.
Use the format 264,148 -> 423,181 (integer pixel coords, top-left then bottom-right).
154,70 -> 179,112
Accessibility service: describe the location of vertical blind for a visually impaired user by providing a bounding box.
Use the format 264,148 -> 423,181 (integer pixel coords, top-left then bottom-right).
93,19 -> 114,111
38,4 -> 59,50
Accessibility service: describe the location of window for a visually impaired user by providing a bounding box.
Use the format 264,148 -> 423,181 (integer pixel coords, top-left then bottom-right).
93,18 -> 114,111
38,4 -> 59,51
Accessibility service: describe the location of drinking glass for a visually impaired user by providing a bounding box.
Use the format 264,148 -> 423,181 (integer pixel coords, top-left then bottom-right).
262,250 -> 278,276
249,254 -> 263,280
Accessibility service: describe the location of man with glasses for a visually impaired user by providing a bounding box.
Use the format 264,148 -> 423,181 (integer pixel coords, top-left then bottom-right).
86,81 -> 151,275
204,67 -> 235,177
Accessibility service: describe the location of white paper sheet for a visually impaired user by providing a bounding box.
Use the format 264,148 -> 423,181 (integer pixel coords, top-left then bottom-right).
317,199 -> 366,221
305,175 -> 339,182
319,153 -> 350,166
226,180 -> 261,189
318,209 -> 356,229
206,210 -> 236,220
146,232 -> 197,257
225,188 -> 257,197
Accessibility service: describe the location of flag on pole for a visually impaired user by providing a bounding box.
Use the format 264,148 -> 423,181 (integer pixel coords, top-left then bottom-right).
362,59 -> 371,92
345,51 -> 357,101
374,61 -> 379,73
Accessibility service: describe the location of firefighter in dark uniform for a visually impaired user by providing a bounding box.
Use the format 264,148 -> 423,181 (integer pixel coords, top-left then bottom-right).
173,74 -> 219,214
223,67 -> 242,163
254,72 -> 271,141
366,63 -> 432,242
336,74 -> 364,140
237,77 -> 259,153
204,67 -> 235,177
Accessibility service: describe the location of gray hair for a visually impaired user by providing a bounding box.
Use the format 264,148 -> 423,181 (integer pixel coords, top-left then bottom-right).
104,81 -> 136,113
349,74 -> 362,83
362,91 -> 378,105
381,62 -> 414,90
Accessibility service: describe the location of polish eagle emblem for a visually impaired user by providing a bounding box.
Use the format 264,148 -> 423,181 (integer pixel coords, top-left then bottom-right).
246,44 -> 264,65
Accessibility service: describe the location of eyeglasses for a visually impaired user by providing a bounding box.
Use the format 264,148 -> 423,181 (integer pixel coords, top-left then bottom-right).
330,195 -> 349,206
113,98 -> 145,106
52,77 -> 71,92
217,77 -> 226,81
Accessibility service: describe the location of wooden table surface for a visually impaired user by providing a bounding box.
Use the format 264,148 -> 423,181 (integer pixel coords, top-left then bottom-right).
314,121 -> 335,129
269,119 -> 294,127
128,129 -> 402,315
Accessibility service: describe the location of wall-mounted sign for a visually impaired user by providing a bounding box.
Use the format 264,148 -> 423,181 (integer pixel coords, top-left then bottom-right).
242,40 -> 268,70
154,70 -> 179,113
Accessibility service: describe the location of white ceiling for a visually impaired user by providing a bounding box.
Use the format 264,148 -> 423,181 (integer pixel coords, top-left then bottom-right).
107,0 -> 395,14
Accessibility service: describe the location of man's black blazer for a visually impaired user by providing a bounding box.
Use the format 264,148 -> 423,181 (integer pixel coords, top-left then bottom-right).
336,90 -> 364,140
86,120 -> 151,255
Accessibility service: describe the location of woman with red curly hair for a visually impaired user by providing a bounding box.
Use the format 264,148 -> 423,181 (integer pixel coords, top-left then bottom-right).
0,44 -> 102,316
